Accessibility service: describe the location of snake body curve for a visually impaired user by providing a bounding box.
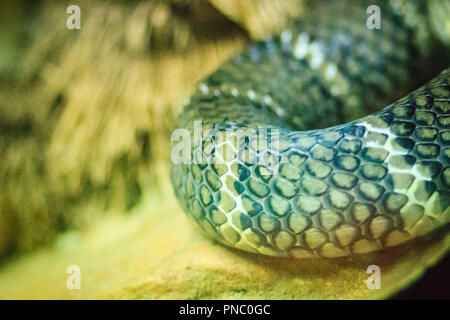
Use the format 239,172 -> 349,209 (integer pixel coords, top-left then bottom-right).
170,0 -> 450,258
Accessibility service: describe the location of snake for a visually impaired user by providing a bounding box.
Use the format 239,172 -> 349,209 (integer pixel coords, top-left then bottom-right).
170,0 -> 450,258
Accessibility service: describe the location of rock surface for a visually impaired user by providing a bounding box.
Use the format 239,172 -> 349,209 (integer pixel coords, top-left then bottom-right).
0,183 -> 447,299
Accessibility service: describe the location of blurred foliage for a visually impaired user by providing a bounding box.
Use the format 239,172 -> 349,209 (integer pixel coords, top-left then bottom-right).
427,0 -> 450,45
0,0 -> 304,261
0,0 -> 245,260
209,0 -> 304,38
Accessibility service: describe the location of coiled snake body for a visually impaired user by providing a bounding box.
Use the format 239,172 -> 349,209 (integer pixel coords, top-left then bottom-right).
171,0 -> 450,258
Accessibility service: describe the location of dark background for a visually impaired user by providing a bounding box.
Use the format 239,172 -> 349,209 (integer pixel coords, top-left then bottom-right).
392,254 -> 450,299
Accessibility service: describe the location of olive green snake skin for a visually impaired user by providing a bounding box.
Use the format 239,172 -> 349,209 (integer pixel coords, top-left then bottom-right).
170,0 -> 450,258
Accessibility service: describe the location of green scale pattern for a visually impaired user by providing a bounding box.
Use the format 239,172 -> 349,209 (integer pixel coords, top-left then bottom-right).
170,0 -> 450,257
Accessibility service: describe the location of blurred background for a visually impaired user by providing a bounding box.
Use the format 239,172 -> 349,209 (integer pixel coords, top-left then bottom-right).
0,0 -> 306,260
0,0 -> 448,299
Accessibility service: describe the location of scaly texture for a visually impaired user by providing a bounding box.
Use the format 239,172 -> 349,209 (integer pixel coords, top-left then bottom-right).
171,0 -> 450,257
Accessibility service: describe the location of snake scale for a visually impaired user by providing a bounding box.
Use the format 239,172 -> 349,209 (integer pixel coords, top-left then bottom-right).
170,0 -> 450,258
